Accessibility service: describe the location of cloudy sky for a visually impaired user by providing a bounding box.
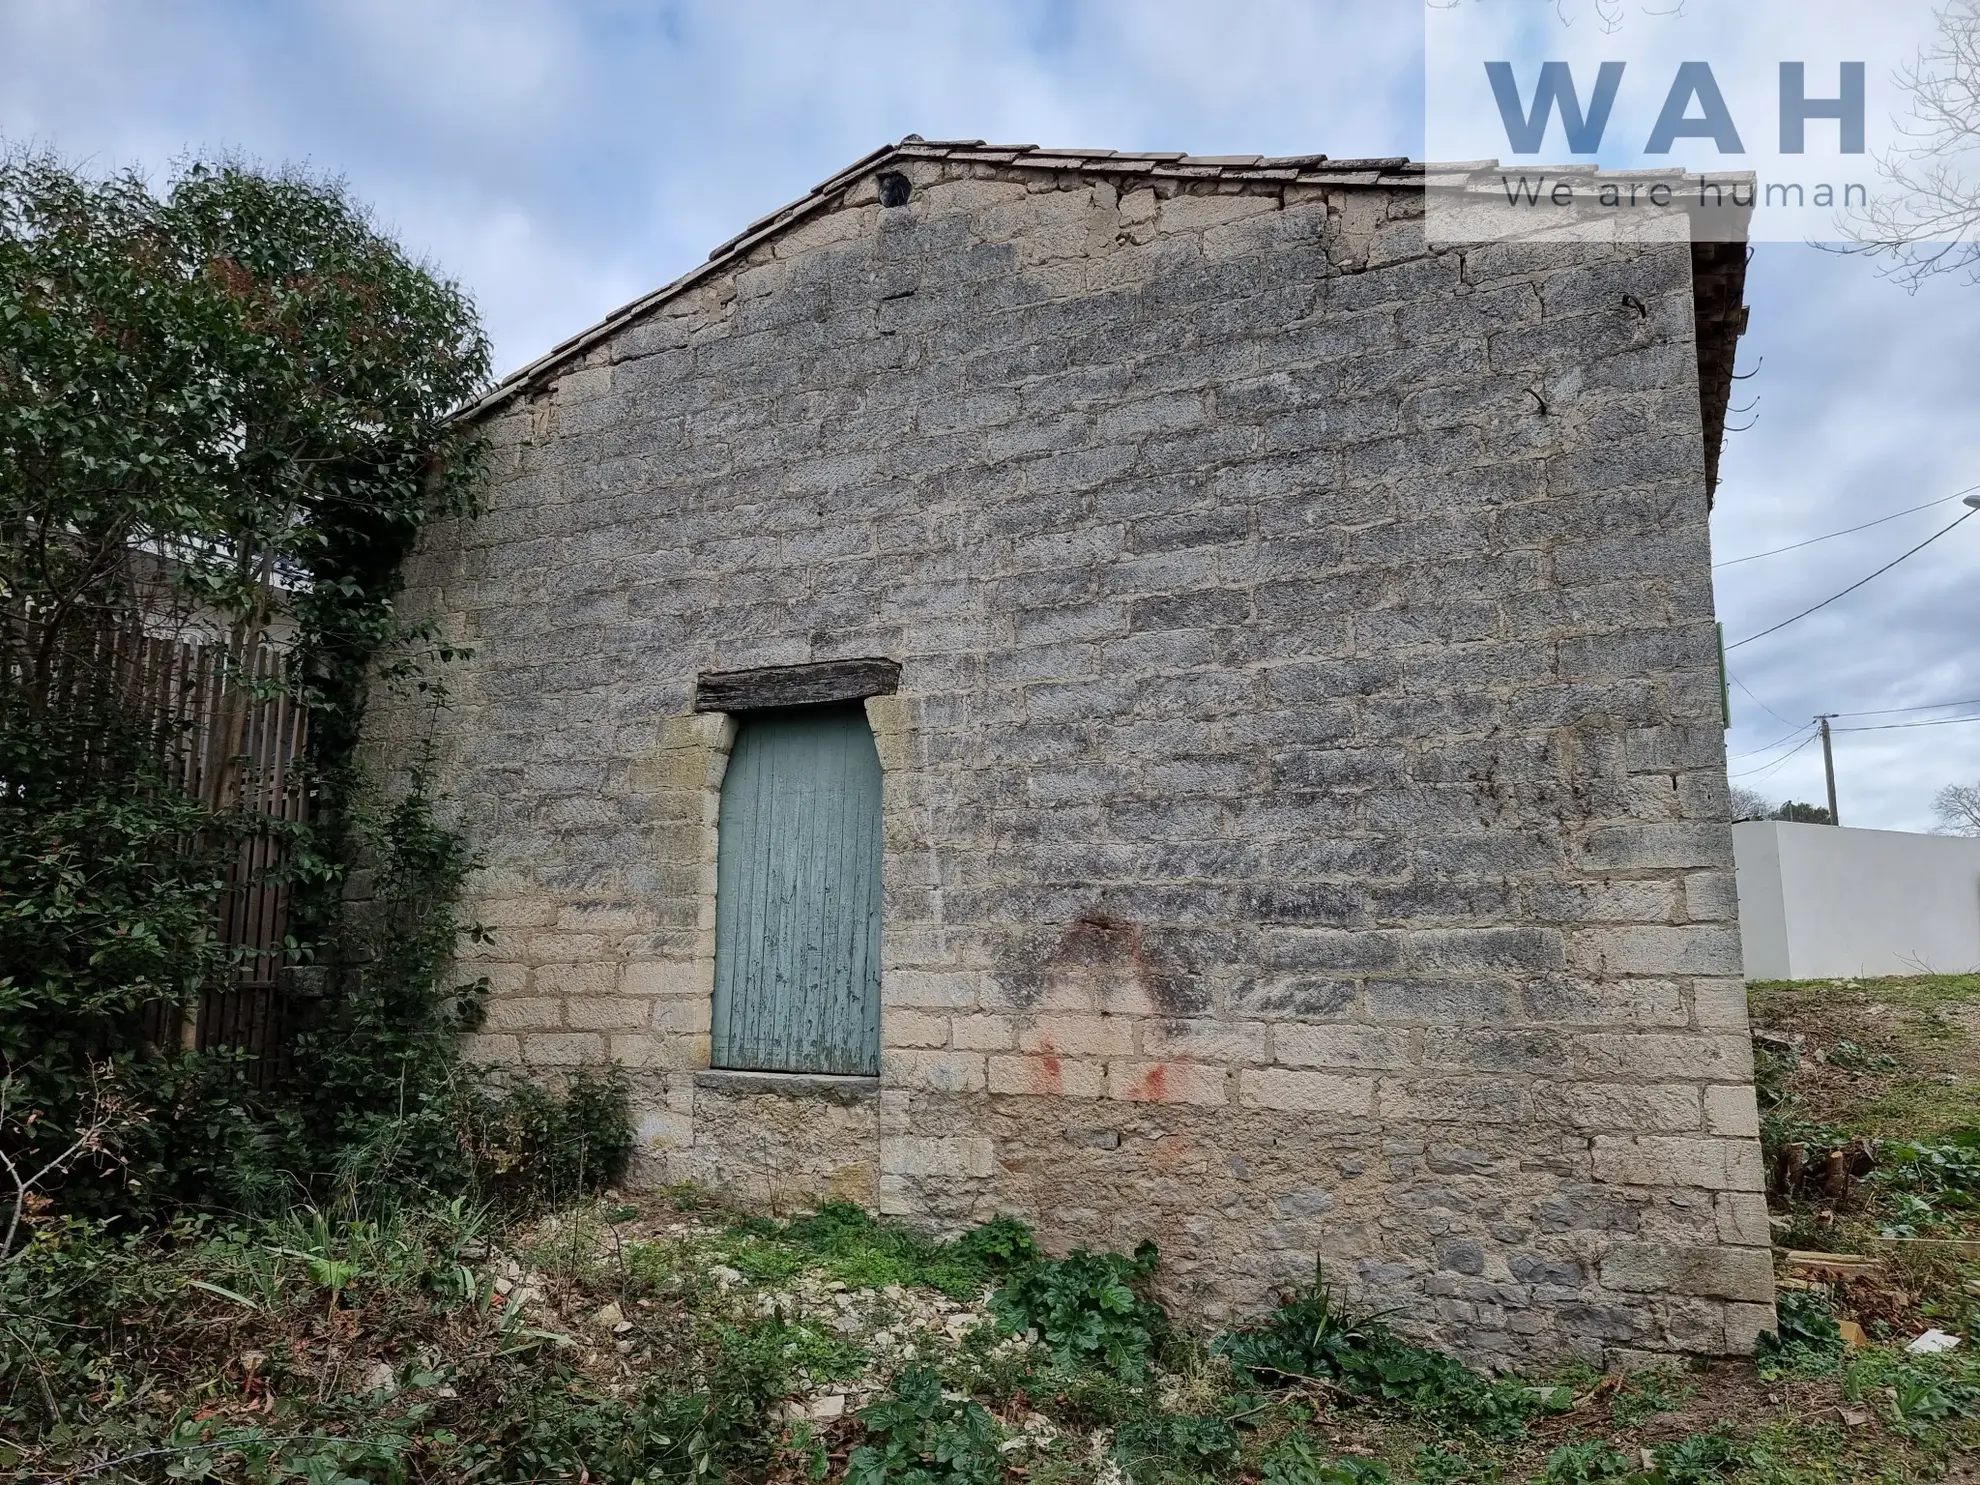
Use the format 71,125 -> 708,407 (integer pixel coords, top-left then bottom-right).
4,0 -> 1976,829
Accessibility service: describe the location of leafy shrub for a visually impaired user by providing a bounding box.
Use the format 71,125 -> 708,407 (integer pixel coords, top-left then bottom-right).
1542,1440 -> 1636,1482
847,1366 -> 1004,1485
1214,1263 -> 1565,1435
1874,1135 -> 1980,1233
1652,1431 -> 1746,1483
1112,1410 -> 1241,1477
472,1065 -> 636,1210
1756,1288 -> 1845,1375
1261,1435 -> 1393,1485
991,1239 -> 1166,1378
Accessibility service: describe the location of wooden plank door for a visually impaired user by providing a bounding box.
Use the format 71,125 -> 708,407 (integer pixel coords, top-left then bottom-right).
712,704 -> 883,1074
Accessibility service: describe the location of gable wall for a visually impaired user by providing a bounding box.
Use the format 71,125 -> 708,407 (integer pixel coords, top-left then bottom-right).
376,155 -> 1769,1366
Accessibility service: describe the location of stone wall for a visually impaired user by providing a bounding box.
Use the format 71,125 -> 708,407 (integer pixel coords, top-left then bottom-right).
375,151 -> 1770,1366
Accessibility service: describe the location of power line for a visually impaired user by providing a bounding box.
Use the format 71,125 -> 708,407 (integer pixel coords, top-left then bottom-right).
1727,722 -> 1815,761
1833,697 -> 1980,718
1730,732 -> 1821,778
1726,508 -> 1980,652
1833,713 -> 1980,734
1727,669 -> 1794,729
1713,482 -> 1980,569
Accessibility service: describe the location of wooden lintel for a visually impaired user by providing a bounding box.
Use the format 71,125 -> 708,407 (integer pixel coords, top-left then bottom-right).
694,657 -> 901,713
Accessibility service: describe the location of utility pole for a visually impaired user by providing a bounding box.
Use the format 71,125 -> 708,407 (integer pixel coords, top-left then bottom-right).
1816,714 -> 1841,826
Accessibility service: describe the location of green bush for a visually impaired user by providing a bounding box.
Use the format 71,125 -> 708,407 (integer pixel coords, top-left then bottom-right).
1260,1435 -> 1393,1485
0,149 -> 635,1233
1542,1440 -> 1636,1482
847,1366 -> 1004,1485
991,1239 -> 1167,1378
1756,1288 -> 1846,1376
1214,1262 -> 1565,1436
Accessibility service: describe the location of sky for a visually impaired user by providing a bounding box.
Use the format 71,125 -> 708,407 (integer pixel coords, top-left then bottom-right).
3,0 -> 1976,830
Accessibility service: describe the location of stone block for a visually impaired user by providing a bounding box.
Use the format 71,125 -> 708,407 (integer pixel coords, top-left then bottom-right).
534,961 -> 618,998
483,997 -> 564,1031
1723,1301 -> 1778,1354
1575,1032 -> 1753,1083
1104,1061 -> 1228,1105
881,1136 -> 997,1180
1704,1084 -> 1760,1138
1715,1191 -> 1771,1247
951,1014 -> 1018,1051
1599,1242 -> 1774,1301
1691,978 -> 1752,1029
885,971 -> 981,1009
520,1032 -> 606,1065
1590,1136 -> 1766,1192
1570,925 -> 1742,978
1019,1013 -> 1137,1058
987,1055 -> 1105,1099
1139,1018 -> 1269,1064
1275,1023 -> 1415,1071
652,999 -> 713,1034
1238,1069 -> 1377,1115
1557,1083 -> 1702,1133
885,1010 -> 952,1049
883,1049 -> 986,1094
623,960 -> 708,998
459,1033 -> 522,1065
564,997 -> 652,1031
1377,1077 -> 1531,1124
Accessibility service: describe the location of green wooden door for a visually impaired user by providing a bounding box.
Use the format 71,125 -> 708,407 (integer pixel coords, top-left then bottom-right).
712,705 -> 883,1075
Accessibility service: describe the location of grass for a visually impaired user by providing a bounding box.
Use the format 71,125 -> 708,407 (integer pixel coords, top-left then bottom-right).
13,976 -> 1980,1481
1749,973 -> 1980,1139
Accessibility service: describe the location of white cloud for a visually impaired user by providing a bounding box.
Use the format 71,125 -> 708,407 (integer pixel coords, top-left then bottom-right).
2,0 -> 1974,827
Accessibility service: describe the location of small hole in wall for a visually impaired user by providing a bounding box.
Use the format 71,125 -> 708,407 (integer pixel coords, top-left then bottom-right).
878,172 -> 912,208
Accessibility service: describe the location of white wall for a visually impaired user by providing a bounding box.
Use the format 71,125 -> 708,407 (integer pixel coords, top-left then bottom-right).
1733,820 -> 1980,980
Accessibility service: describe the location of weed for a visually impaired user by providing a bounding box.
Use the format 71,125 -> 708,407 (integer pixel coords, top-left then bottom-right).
1410,1440 -> 1502,1481
991,1240 -> 1166,1379
1653,1431 -> 1746,1483
1112,1409 -> 1241,1478
1757,1289 -> 1846,1378
1826,1039 -> 1898,1074
1609,1369 -> 1688,1428
1214,1262 -> 1565,1436
1260,1435 -> 1393,1485
708,1204 -> 1038,1301
1541,1439 -> 1636,1481
846,1366 -> 1004,1485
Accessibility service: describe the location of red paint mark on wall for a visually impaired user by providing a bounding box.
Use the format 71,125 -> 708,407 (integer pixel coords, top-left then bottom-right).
1036,1041 -> 1063,1096
1136,1064 -> 1169,1102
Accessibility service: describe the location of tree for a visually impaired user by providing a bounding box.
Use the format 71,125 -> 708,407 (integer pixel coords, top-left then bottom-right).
1842,0 -> 1980,288
1935,781 -> 1980,834
0,150 -> 490,1213
1730,786 -> 1778,822
1774,801 -> 1835,825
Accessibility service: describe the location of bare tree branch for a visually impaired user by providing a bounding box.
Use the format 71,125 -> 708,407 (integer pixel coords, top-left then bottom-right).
1935,780 -> 1980,834
0,1065 -> 137,1263
1837,1 -> 1980,288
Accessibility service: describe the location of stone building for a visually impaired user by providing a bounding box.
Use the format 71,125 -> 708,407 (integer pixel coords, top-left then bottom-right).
380,137 -> 1769,1366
